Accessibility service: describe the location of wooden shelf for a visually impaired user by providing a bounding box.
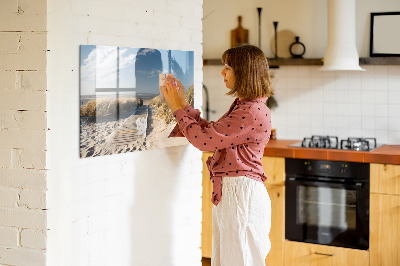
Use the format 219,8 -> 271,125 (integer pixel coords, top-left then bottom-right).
204,57 -> 400,67
203,58 -> 323,67
359,57 -> 400,65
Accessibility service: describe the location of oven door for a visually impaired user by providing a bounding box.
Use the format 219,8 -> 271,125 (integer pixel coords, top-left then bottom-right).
285,177 -> 369,250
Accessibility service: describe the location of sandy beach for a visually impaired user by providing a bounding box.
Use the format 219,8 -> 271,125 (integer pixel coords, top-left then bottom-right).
80,97 -> 190,158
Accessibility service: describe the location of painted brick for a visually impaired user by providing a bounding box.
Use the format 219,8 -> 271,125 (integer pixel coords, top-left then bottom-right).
16,70 -> 47,91
0,149 -> 11,169
0,129 -> 46,150
0,0 -> 18,13
0,32 -> 47,71
0,208 -> 46,230
0,90 -> 46,111
20,229 -> 46,249
0,0 -> 46,32
0,32 -> 20,54
0,71 -> 16,91
1,110 -> 47,130
0,187 -> 19,208
19,189 -> 46,209
0,247 -> 45,266
0,227 -> 19,247
0,169 -> 47,189
19,0 -> 47,15
20,149 -> 46,170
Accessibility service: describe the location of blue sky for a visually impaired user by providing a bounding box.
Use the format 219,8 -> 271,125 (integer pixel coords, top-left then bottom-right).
80,45 -> 194,96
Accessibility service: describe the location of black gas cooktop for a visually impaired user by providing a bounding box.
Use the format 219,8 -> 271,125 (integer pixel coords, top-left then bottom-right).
289,135 -> 382,151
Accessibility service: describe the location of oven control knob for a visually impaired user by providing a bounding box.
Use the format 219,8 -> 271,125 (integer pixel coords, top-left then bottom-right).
340,164 -> 347,174
304,162 -> 312,171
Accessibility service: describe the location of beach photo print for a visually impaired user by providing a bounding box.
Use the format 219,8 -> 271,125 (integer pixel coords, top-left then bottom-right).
79,45 -> 194,158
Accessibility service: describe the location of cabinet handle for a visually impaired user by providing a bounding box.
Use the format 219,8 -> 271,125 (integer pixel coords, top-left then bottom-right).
314,252 -> 335,257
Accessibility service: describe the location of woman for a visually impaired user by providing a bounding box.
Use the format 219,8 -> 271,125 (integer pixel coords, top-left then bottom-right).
161,44 -> 273,266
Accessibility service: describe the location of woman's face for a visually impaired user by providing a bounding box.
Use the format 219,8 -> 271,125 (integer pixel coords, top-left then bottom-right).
220,64 -> 235,89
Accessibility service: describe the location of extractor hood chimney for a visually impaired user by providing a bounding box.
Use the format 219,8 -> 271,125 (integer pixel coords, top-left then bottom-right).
320,0 -> 365,71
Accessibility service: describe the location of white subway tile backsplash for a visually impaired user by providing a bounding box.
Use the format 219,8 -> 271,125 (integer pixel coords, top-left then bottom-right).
361,90 -> 374,104
348,90 -> 362,103
204,65 -> 400,144
374,117 -> 389,130
375,104 -> 389,117
389,104 -> 400,117
285,66 -> 298,77
348,116 -> 362,129
323,103 -> 336,115
375,130 -> 389,144
336,115 -> 348,129
388,131 -> 400,143
374,78 -> 388,91
387,65 -> 400,76
349,128 -> 362,137
361,116 -> 374,130
298,67 -> 311,78
389,117 -> 400,131
374,65 -> 388,77
388,91 -> 400,104
336,103 -> 349,116
298,77 -> 311,89
374,90 -> 388,104
362,103 -> 375,117
388,76 -> 400,91
286,77 -> 299,89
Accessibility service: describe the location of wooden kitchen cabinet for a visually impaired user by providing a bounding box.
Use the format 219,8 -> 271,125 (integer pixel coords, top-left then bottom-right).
284,241 -> 369,266
201,154 -> 286,266
262,156 -> 285,266
202,152 -> 213,258
370,163 -> 400,266
264,184 -> 285,266
370,163 -> 400,195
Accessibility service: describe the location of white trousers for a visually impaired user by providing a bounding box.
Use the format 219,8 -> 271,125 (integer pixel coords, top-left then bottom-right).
212,176 -> 271,266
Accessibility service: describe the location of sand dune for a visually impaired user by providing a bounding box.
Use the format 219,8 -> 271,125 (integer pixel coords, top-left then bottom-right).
79,87 -> 193,158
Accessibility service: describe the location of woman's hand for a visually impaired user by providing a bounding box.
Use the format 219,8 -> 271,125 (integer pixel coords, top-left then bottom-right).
160,77 -> 184,113
172,77 -> 187,108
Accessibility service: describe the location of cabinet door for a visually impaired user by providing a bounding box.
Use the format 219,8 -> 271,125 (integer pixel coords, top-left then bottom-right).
261,156 -> 285,185
370,163 -> 400,195
370,193 -> 400,266
264,185 -> 284,266
202,152 -> 213,258
284,241 -> 369,266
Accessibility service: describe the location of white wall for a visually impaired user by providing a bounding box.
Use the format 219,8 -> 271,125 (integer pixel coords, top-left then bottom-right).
46,0 -> 203,265
203,0 -> 400,145
0,0 -> 48,265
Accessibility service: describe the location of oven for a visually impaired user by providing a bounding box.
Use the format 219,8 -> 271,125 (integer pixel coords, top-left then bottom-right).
285,158 -> 370,250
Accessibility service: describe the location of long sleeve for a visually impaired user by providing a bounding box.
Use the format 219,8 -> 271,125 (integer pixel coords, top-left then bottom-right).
172,105 -> 257,152
169,104 -> 211,137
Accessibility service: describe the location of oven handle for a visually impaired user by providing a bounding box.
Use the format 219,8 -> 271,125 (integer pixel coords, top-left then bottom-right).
286,177 -> 364,189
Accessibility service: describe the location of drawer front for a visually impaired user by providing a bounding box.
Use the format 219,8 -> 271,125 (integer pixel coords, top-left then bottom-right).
284,241 -> 369,266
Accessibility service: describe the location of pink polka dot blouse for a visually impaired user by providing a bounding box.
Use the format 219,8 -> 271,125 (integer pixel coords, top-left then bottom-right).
169,97 -> 272,206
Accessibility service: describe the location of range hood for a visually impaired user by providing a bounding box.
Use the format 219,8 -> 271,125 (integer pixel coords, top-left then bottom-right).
320,0 -> 365,71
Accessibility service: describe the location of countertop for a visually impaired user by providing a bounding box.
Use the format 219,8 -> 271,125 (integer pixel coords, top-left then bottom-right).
263,139 -> 400,165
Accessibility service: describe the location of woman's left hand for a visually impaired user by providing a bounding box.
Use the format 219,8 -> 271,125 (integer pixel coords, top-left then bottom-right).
160,78 -> 183,113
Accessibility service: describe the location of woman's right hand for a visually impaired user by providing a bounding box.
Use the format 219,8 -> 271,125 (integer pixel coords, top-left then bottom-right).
168,76 -> 187,108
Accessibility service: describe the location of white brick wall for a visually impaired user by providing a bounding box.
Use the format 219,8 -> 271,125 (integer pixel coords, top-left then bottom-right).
0,0 -> 48,265
46,1 -> 203,266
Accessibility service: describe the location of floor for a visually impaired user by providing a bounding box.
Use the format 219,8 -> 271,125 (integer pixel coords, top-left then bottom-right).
202,257 -> 211,266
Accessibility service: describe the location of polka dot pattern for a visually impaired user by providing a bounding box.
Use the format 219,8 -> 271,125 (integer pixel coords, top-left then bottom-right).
169,97 -> 272,206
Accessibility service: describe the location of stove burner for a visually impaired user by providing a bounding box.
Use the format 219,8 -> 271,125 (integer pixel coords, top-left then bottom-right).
340,137 -> 377,151
301,135 -> 339,149
295,136 -> 378,151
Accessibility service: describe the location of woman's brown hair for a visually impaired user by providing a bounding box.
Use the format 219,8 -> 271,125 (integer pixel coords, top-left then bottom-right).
221,44 -> 273,99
